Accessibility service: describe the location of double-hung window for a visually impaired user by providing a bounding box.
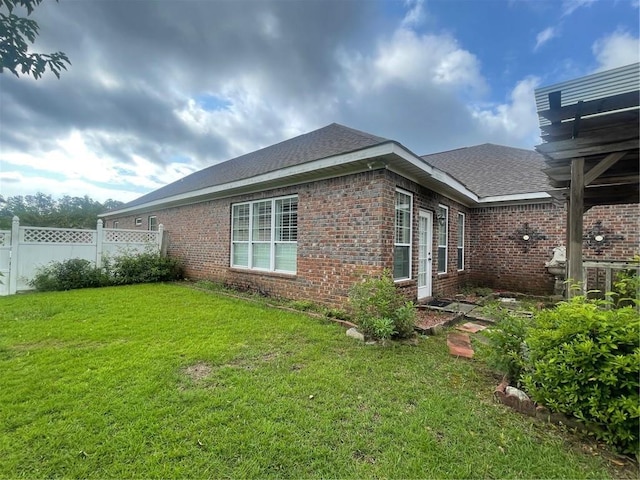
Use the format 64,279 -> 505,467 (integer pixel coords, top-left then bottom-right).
437,205 -> 448,274
148,215 -> 158,231
231,196 -> 298,273
394,189 -> 412,280
457,212 -> 465,271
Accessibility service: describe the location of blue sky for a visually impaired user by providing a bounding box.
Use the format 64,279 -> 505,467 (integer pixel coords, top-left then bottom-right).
0,0 -> 638,203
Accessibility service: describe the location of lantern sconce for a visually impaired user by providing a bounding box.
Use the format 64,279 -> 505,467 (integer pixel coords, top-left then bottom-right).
583,221 -> 623,254
508,223 -> 547,252
436,212 -> 447,226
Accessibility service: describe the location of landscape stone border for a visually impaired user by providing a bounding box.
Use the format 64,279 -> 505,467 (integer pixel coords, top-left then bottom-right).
494,380 -> 587,432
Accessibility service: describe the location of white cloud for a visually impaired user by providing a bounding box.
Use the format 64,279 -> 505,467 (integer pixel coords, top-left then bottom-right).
592,30 -> 640,71
1,130 -> 197,201
470,77 -> 542,147
0,171 -> 142,203
562,0 -> 597,17
534,27 -> 557,51
341,27 -> 486,96
401,0 -> 425,28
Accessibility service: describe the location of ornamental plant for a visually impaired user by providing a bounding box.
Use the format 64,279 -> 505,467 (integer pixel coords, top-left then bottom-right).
348,270 -> 416,341
521,296 -> 639,454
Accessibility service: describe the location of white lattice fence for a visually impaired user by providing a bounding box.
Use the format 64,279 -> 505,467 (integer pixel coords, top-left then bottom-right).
104,229 -> 158,243
0,230 -> 10,247
3,217 -> 164,295
22,227 -> 96,244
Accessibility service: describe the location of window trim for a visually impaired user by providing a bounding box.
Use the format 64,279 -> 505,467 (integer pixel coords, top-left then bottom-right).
231,195 -> 298,274
148,215 -> 157,231
457,212 -> 465,271
437,204 -> 449,274
393,188 -> 413,282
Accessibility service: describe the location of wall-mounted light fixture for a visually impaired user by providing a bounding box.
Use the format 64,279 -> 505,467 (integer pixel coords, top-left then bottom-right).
508,223 -> 547,252
583,221 -> 623,254
436,212 -> 446,226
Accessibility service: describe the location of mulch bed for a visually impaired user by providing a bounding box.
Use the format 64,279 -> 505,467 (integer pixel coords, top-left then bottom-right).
415,309 -> 457,330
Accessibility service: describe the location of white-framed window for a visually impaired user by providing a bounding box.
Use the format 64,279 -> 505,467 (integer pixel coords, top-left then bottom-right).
231,195 -> 298,273
437,204 -> 448,274
393,189 -> 412,281
113,221 -> 119,228
135,217 -> 142,226
148,215 -> 158,231
457,212 -> 465,271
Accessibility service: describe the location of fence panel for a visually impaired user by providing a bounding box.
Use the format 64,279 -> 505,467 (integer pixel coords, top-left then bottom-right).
1,217 -> 164,295
0,230 -> 10,296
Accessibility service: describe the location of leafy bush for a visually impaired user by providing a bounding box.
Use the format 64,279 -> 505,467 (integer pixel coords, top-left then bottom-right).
521,297 -> 639,454
368,317 -> 396,341
29,258 -> 108,291
29,253 -> 183,292
484,310 -> 531,384
612,255 -> 640,307
110,252 -> 183,285
348,271 -> 416,340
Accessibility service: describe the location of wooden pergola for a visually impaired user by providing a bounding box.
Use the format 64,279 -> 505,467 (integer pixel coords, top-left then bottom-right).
534,63 -> 639,295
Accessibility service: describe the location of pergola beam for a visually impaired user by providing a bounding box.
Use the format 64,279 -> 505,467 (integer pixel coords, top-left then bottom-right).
584,151 -> 627,186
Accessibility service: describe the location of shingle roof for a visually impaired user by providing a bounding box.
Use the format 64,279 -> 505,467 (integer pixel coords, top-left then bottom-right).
421,143 -> 552,198
123,123 -> 390,209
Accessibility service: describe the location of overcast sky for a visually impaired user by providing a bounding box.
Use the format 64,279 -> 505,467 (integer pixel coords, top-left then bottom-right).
1,0 -> 638,203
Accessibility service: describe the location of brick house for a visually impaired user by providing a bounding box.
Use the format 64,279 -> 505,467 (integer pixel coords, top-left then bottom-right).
101,123 -> 638,306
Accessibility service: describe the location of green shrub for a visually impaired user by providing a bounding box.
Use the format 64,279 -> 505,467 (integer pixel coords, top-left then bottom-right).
394,302 -> 418,338
484,309 -> 531,383
110,252 -> 183,285
29,253 -> 183,292
521,296 -> 639,454
348,271 -> 416,340
612,256 -> 639,307
29,258 -> 108,291
369,317 -> 396,341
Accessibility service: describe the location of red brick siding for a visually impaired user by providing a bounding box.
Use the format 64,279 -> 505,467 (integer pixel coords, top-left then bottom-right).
105,173 -> 638,303
106,170 -> 393,307
469,202 -> 639,294
390,172 -> 471,299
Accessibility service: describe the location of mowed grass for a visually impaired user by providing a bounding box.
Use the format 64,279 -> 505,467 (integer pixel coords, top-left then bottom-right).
0,284 -> 619,478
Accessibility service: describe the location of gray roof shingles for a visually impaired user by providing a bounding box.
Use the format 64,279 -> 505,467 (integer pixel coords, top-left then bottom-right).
421,143 -> 552,198
123,123 -> 390,209
119,124 -> 552,211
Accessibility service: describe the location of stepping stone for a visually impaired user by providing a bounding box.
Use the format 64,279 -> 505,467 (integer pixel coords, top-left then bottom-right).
442,302 -> 476,313
456,322 -> 487,333
447,332 -> 474,358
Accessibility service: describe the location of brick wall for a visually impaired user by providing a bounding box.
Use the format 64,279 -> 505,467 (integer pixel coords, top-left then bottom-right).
469,202 -> 639,294
390,172 -> 472,299
104,173 -> 638,303
107,170 -> 393,307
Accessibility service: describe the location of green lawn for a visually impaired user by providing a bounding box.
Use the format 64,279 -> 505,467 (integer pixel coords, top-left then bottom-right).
0,283 -> 622,478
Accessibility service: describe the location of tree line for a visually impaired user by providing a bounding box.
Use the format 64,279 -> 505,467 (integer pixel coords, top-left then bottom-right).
0,193 -> 123,229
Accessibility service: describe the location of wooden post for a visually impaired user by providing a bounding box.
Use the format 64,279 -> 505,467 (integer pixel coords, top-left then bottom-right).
567,157 -> 584,297
564,199 -> 571,298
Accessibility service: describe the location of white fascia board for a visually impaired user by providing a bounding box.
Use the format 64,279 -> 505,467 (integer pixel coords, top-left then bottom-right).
478,192 -> 552,204
100,142 -> 399,217
389,144 -> 479,203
